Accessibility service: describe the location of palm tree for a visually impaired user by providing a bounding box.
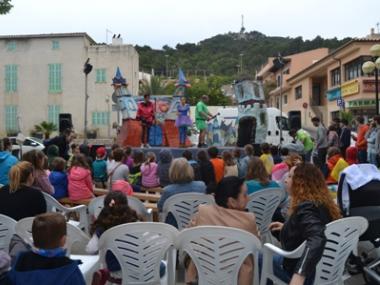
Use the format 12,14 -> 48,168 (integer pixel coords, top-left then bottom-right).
34,121 -> 57,139
139,76 -> 167,95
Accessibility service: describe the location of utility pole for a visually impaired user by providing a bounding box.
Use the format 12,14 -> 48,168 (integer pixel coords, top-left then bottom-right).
83,58 -> 93,144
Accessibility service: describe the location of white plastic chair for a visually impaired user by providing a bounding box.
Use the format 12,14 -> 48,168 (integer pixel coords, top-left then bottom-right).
0,214 -> 16,253
15,217 -> 90,255
176,225 -> 262,285
246,188 -> 283,243
42,192 -> 89,234
98,222 -> 178,285
160,193 -> 215,230
260,216 -> 369,285
88,195 -> 153,222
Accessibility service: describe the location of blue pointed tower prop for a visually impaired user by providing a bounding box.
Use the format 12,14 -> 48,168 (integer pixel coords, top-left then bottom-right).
174,68 -> 191,98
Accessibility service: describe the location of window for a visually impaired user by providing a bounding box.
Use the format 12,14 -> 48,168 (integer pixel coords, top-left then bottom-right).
331,67 -> 340,87
96,68 -> 106,83
48,64 -> 62,93
92,111 -> 110,125
283,94 -> 288,105
6,41 -> 16,51
52,40 -> 60,50
48,105 -> 61,127
5,65 -> 18,93
344,56 -> 372,81
5,105 -> 18,133
295,85 -> 302,100
276,75 -> 281,87
276,116 -> 290,131
275,96 -> 280,109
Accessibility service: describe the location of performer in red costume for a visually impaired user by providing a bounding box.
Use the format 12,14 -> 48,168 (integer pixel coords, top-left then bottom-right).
137,94 -> 155,148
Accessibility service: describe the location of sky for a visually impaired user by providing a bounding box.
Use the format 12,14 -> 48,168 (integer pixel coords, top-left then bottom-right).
0,0 -> 379,49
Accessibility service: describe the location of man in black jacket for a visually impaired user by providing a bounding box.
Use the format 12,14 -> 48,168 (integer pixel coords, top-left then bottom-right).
44,129 -> 74,160
339,119 -> 351,158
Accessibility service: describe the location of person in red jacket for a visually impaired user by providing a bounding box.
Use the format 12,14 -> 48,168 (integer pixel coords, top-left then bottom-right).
137,94 -> 155,148
352,116 -> 369,163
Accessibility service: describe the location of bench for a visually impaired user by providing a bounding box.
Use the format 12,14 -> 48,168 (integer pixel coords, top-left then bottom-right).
58,197 -> 92,207
140,187 -> 163,194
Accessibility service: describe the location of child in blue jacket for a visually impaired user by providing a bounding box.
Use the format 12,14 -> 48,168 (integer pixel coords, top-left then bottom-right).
8,213 -> 85,285
49,157 -> 68,199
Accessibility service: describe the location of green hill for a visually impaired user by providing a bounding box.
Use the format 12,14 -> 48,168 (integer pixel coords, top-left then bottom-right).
136,31 -> 351,76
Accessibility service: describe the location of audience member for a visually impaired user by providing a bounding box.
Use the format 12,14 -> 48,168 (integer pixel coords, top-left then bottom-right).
222,150 -> 238,177
0,251 -> 11,284
107,148 -> 129,186
128,150 -> 144,187
288,129 -> 313,162
268,163 -> 341,285
106,144 -> 120,172
237,144 -> 254,178
339,119 -> 351,158
158,158 -> 206,227
92,147 -> 108,188
196,150 -> 216,186
246,157 -> 279,194
8,213 -> 85,285
0,138 -> 18,186
44,128 -> 74,160
271,145 -> 282,164
49,157 -> 68,200
158,149 -> 173,187
66,143 -> 80,169
345,146 -> 358,165
327,125 -> 339,148
311,117 -> 329,169
365,120 -> 378,166
182,150 -> 201,181
326,147 -> 348,184
67,154 -> 94,201
353,116 -> 369,163
260,143 -> 274,175
186,176 -> 259,285
22,150 -> 54,195
332,117 -> 342,137
79,144 -> 93,168
46,144 -> 59,170
208,146 -> 224,183
123,146 -> 134,169
141,152 -> 160,188
0,162 -> 46,221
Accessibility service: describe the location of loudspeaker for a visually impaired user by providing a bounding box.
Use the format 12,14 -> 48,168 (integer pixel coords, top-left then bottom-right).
288,111 -> 302,130
237,117 -> 256,147
59,113 -> 73,133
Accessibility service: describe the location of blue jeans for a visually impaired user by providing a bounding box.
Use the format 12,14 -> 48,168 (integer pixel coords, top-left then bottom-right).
259,254 -> 315,285
368,152 -> 377,166
179,126 -> 187,144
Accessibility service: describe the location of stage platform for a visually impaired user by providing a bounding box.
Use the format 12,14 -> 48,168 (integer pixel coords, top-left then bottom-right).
130,146 -> 256,158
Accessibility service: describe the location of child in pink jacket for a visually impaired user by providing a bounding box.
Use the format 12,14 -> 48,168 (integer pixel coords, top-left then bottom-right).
68,154 -> 94,200
140,152 -> 160,188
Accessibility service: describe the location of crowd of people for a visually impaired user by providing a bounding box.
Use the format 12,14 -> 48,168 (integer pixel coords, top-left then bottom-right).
0,113 -> 377,284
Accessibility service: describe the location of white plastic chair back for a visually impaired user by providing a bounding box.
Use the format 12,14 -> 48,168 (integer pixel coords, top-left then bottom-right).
128,196 -> 153,222
98,222 -> 178,285
161,193 -> 214,230
314,216 -> 368,285
0,214 -> 16,253
176,226 -> 261,285
15,217 -> 90,255
42,192 -> 89,233
246,188 -> 282,243
88,195 -> 105,220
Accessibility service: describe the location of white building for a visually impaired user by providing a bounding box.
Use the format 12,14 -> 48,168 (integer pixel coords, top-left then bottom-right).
0,33 -> 139,138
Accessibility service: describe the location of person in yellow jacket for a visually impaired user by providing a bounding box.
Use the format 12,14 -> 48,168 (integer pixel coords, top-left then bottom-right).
326,147 -> 349,184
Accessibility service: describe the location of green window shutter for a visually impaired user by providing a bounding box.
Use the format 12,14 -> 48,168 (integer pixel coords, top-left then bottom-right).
7,41 -> 16,51
48,105 -> 61,127
5,65 -> 18,93
95,69 -> 106,83
92,111 -> 109,125
5,105 -> 18,132
48,64 -> 62,93
52,40 -> 60,50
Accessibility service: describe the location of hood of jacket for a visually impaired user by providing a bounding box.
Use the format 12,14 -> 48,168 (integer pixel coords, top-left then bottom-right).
158,149 -> 172,164
0,151 -> 11,162
69,167 -> 90,181
49,171 -> 67,185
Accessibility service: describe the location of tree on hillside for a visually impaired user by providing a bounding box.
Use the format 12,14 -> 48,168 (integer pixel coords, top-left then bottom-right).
0,0 -> 13,14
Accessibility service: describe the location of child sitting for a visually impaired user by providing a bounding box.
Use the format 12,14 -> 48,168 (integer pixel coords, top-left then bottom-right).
208,146 -> 225,183
326,146 -> 349,184
92,147 -> 108,189
123,146 -> 134,170
68,154 -> 94,201
8,213 -> 85,285
49,157 -> 68,199
260,143 -> 274,175
222,151 -> 238,177
141,152 -> 160,188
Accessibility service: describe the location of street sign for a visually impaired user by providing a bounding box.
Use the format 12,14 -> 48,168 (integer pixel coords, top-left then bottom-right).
337,97 -> 345,108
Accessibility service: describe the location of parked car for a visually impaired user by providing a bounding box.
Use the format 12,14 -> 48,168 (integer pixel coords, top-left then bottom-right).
10,136 -> 45,158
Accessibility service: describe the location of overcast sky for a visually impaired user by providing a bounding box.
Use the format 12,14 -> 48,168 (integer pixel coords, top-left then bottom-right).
0,0 -> 379,49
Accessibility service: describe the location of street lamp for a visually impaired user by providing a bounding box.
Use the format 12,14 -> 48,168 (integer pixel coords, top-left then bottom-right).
83,58 -> 93,143
362,44 -> 380,115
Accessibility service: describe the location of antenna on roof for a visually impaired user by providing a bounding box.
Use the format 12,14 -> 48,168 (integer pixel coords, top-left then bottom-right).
240,14 -> 245,34
377,22 -> 380,34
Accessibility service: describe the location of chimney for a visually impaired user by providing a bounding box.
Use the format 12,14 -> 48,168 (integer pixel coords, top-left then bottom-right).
112,36 -> 123,45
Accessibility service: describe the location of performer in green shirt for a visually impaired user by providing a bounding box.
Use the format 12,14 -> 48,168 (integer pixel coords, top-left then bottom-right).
195,95 -> 213,147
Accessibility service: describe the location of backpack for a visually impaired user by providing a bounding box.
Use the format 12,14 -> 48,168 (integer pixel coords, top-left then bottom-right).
148,125 -> 163,146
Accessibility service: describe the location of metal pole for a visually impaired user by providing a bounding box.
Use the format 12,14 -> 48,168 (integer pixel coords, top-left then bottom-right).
279,68 -> 283,143
84,74 -> 88,143
106,97 -> 111,138
376,68 -> 379,115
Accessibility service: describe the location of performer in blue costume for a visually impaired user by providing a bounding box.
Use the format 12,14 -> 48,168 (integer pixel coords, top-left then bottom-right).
175,96 -> 192,147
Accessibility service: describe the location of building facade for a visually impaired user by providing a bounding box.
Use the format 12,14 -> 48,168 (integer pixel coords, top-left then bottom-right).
0,33 -> 139,138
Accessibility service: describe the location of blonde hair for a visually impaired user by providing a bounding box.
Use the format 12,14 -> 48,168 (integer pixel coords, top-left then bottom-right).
9,161 -> 34,193
169,158 -> 194,184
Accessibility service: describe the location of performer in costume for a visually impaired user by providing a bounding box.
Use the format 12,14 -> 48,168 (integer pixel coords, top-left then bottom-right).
175,96 -> 192,147
137,94 -> 155,148
195,95 -> 213,147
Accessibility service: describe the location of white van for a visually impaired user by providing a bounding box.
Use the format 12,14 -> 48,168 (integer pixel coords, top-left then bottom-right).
214,107 -> 292,146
